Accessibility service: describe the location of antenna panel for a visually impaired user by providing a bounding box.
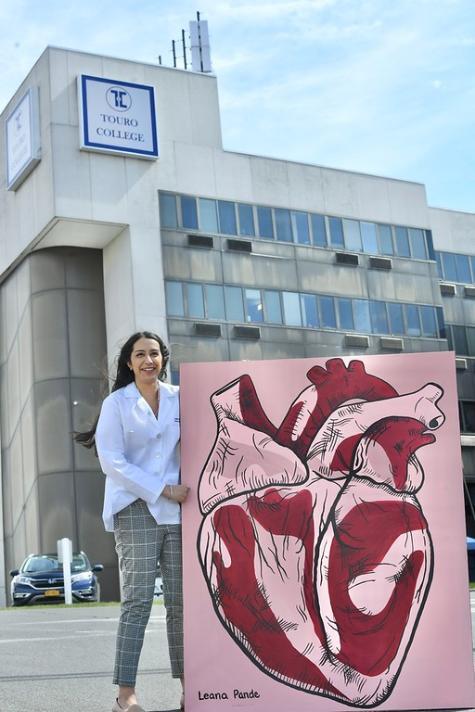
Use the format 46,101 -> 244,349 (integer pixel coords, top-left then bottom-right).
189,20 -> 212,72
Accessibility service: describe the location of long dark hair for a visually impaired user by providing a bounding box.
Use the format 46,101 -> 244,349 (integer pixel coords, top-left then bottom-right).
74,331 -> 170,450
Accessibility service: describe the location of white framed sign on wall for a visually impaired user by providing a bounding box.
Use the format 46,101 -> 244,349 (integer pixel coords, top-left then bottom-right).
6,87 -> 41,191
78,75 -> 159,159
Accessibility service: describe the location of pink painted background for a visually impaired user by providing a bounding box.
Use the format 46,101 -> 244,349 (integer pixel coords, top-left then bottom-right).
180,351 -> 475,711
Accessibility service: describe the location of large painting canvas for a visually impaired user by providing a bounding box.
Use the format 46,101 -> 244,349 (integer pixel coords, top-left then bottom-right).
180,352 -> 475,711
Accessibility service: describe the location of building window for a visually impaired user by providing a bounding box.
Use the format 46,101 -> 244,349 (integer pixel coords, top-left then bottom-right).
452,324 -> 469,355
187,283 -> 204,318
387,302 -> 405,335
353,299 -> 371,333
405,304 -> 421,336
238,203 -> 255,237
378,224 -> 393,255
257,206 -> 274,239
218,201 -> 237,235
275,208 -> 293,242
408,228 -> 427,260
466,326 -> 475,356
337,298 -> 354,330
360,222 -> 378,254
180,195 -> 198,230
456,254 -> 472,283
369,301 -> 389,334
460,402 -> 475,433
282,292 -> 302,326
319,296 -> 336,328
264,290 -> 283,323
301,294 -> 319,327
420,305 -> 437,337
205,284 -> 225,319
245,288 -> 263,322
328,216 -> 344,248
395,226 -> 410,258
225,286 -> 244,321
292,211 -> 310,245
199,198 -> 218,233
435,252 -> 443,278
446,327 -> 454,351
436,307 -> 446,339
159,193 -> 178,228
425,229 -> 435,260
165,282 -> 184,316
343,219 -> 362,252
442,252 -> 457,281
311,214 -> 327,247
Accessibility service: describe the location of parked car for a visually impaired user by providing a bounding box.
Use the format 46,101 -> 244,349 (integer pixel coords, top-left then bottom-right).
10,552 -> 103,606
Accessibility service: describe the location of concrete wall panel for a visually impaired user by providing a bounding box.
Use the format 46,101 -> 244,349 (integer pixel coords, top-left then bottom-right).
37,472 -> 76,549
67,290 -> 106,378
9,427 -> 24,531
32,291 -> 69,381
30,250 -> 66,293
35,379 -> 73,475
21,395 -> 37,498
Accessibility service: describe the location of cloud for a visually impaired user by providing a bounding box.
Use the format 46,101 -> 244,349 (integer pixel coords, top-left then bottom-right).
208,0 -> 337,22
215,0 -> 475,210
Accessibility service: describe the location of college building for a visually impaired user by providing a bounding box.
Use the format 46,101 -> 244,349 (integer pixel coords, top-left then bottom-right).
1,43 -> 475,604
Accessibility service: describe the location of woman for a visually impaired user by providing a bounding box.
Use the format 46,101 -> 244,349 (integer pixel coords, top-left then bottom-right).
76,331 -> 189,712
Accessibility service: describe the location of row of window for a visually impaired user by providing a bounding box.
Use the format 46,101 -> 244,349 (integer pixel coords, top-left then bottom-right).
436,251 -> 475,285
166,281 -> 444,339
446,324 -> 475,357
159,192 -> 432,260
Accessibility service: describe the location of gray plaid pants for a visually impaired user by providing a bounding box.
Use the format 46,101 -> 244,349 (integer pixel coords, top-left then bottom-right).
113,499 -> 183,686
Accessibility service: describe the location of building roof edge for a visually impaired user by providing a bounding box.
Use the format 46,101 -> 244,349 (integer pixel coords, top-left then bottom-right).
222,147 -> 426,189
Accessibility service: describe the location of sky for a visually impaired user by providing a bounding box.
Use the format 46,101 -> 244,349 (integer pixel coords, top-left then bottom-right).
0,0 -> 474,213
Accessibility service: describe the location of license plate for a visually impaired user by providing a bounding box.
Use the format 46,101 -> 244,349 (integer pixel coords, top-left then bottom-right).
44,589 -> 60,597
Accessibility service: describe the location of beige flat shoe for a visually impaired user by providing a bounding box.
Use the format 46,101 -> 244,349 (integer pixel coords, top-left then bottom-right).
112,699 -> 146,712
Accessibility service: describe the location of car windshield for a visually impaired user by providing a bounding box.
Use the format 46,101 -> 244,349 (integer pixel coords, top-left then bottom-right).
23,554 -> 89,573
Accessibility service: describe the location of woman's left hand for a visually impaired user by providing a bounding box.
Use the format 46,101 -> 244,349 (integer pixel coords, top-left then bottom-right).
165,484 -> 190,503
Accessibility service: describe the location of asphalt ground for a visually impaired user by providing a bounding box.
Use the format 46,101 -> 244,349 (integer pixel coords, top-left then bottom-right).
1,596 -> 475,712
0,601 -> 181,712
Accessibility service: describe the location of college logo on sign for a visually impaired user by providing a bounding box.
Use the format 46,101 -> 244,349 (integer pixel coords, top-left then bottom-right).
106,87 -> 132,111
78,75 -> 159,159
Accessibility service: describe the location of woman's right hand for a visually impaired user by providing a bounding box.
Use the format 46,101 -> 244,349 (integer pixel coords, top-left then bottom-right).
164,484 -> 190,503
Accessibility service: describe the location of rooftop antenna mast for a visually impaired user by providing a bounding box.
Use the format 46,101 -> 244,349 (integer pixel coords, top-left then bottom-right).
182,29 -> 188,70
169,29 -> 189,69
171,39 -> 177,68
161,11 -> 212,72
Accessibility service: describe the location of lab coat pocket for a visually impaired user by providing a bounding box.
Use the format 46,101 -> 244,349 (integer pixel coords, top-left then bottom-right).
166,419 -> 180,446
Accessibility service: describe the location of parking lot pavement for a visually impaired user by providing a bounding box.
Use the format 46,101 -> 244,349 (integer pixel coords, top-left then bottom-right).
0,602 -> 181,712
1,596 -> 475,712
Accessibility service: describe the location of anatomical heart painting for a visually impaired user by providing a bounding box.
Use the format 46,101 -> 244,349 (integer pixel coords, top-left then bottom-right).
180,351 -> 475,712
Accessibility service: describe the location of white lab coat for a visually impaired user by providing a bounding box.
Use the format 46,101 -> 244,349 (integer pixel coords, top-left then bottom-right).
95,380 -> 181,531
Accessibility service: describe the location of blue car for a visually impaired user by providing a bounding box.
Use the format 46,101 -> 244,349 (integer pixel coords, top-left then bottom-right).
10,552 -> 103,606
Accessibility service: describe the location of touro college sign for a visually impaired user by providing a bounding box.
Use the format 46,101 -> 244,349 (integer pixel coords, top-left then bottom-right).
6,87 -> 41,190
78,75 -> 159,159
